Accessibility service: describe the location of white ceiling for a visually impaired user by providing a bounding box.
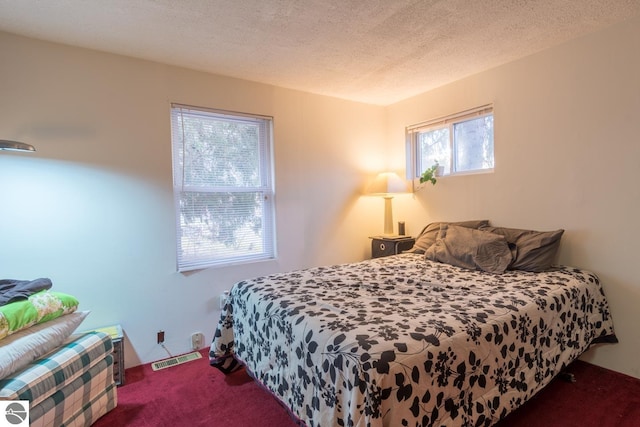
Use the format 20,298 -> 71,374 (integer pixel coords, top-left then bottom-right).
1,0 -> 639,105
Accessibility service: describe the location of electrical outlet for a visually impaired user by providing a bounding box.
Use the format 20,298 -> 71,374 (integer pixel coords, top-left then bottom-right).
157,330 -> 165,344
191,332 -> 204,350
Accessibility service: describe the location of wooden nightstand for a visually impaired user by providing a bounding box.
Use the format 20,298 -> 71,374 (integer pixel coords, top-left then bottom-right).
370,236 -> 415,258
88,325 -> 125,386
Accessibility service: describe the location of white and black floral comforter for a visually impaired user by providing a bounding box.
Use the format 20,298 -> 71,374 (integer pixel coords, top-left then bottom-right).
209,254 -> 616,427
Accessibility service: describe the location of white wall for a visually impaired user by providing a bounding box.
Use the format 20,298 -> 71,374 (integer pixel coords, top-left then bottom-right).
0,32 -> 387,367
388,15 -> 640,378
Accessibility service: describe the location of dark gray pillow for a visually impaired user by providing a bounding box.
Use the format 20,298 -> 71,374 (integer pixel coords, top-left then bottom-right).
425,225 -> 512,274
479,226 -> 564,272
407,220 -> 490,254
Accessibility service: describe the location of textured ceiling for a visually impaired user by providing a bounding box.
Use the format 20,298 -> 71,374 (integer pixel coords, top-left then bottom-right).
1,0 -> 639,105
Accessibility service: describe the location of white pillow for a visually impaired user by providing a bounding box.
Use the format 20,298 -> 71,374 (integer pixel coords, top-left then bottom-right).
0,310 -> 89,379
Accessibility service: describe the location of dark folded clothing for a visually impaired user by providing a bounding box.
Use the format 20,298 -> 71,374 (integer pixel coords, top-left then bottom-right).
0,278 -> 53,306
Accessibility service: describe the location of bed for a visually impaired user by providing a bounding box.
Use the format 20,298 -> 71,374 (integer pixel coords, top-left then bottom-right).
209,223 -> 617,427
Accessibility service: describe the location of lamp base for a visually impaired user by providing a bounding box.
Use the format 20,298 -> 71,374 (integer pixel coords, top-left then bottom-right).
383,196 -> 394,235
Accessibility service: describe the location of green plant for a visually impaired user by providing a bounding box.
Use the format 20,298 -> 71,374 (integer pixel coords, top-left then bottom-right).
419,162 -> 440,185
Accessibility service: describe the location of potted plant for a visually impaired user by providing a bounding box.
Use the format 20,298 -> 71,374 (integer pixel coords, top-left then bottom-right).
419,162 -> 441,185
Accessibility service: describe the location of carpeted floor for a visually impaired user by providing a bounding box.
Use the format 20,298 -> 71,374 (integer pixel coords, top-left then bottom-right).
93,350 -> 640,427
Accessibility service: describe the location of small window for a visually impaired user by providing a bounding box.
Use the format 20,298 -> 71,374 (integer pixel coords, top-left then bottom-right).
407,105 -> 494,180
170,104 -> 276,271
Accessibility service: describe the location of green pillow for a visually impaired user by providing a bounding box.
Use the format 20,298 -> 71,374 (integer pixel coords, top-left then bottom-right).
0,291 -> 79,341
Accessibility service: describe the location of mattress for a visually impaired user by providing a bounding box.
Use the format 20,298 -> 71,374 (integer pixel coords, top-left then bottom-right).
0,331 -> 116,427
29,356 -> 116,427
210,253 -> 616,427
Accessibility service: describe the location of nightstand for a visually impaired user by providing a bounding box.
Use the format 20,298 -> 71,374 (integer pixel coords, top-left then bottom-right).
370,236 -> 415,258
87,324 -> 125,386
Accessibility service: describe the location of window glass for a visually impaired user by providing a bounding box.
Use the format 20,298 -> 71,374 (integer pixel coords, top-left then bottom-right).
418,127 -> 451,175
454,115 -> 494,172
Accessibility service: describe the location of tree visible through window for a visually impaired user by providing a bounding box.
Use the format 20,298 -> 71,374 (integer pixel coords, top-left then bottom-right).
170,104 -> 276,271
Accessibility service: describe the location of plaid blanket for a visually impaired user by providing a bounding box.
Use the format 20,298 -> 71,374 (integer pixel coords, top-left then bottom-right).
29,356 -> 116,427
0,332 -> 112,404
0,331 -> 116,426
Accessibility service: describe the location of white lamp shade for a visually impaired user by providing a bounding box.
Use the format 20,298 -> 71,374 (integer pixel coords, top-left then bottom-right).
366,172 -> 408,196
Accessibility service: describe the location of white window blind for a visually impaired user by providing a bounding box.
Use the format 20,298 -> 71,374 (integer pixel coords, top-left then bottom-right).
406,104 -> 494,133
170,104 -> 276,271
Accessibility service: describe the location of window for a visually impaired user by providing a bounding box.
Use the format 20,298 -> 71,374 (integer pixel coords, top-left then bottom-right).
170,104 -> 276,271
407,104 -> 494,180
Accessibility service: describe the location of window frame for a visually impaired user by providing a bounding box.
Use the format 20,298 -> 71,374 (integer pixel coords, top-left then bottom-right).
406,104 -> 494,185
170,103 -> 277,272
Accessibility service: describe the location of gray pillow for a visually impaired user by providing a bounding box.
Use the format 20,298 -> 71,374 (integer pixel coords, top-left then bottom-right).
479,226 -> 564,272
425,225 -> 512,274
407,220 -> 490,254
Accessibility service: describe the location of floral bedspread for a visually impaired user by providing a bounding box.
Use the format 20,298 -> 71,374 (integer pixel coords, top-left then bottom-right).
210,254 -> 616,427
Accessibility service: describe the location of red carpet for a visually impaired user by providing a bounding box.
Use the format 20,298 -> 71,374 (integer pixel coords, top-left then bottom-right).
495,360 -> 640,427
92,350 -> 298,427
94,350 -> 640,427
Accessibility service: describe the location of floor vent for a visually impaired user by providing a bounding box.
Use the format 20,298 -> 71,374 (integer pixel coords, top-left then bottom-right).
151,351 -> 202,371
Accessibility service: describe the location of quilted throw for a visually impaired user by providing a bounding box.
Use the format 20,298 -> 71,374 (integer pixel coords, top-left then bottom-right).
210,254 -> 616,427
